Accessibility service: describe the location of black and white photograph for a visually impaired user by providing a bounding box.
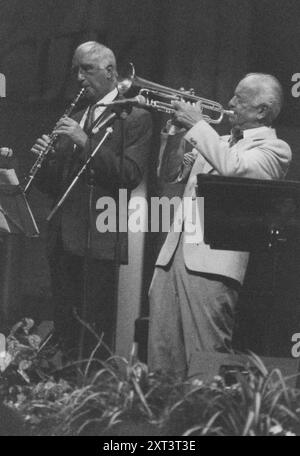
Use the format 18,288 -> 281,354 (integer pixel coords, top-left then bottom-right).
0,0 -> 300,439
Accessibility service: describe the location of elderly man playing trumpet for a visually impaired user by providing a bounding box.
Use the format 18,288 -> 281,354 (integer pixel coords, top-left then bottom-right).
148,73 -> 292,377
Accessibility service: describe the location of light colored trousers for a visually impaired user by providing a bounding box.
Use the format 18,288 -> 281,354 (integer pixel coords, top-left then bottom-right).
148,236 -> 239,377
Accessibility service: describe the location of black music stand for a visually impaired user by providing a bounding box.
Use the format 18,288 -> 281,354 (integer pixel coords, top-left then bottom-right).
197,174 -> 300,254
197,174 -> 300,289
196,174 -> 300,381
0,169 -> 39,328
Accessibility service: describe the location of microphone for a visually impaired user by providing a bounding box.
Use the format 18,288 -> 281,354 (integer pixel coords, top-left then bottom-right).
92,96 -> 148,132
98,94 -> 147,108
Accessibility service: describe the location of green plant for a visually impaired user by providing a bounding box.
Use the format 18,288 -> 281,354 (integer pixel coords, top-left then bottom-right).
2,320 -> 300,436
0,318 -> 58,396
162,354 -> 300,436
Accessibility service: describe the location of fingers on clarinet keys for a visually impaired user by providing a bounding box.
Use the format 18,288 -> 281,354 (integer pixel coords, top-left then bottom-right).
31,135 -> 51,156
55,116 -> 71,128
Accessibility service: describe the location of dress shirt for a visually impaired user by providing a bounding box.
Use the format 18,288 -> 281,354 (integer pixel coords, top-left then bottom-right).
79,87 -> 118,133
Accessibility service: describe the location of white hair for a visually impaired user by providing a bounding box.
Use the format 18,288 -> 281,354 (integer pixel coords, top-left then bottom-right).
75,41 -> 117,77
244,73 -> 283,124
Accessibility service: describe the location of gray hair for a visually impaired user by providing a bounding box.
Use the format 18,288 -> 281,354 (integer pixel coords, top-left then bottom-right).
75,41 -> 117,78
244,73 -> 283,124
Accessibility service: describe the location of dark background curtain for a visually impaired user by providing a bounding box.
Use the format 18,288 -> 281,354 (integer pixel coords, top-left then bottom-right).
0,0 -> 300,356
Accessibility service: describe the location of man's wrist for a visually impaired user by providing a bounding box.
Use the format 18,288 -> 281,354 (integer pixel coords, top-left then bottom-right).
75,134 -> 88,149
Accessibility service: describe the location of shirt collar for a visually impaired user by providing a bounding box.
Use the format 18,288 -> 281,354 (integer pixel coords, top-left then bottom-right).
95,87 -> 118,106
241,126 -> 274,139
80,88 -> 118,130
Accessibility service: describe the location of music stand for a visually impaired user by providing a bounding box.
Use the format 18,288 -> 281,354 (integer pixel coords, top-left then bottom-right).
0,169 -> 39,327
197,174 -> 300,253
196,174 -> 300,379
0,169 -> 39,237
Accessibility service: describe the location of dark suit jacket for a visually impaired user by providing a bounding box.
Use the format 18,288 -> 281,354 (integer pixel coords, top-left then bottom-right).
35,105 -> 152,262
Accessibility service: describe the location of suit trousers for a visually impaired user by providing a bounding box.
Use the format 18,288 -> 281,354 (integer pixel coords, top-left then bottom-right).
49,238 -> 116,359
148,235 -> 239,377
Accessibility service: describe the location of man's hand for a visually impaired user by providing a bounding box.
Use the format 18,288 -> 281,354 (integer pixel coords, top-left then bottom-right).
53,116 -> 88,148
172,100 -> 204,129
31,134 -> 51,156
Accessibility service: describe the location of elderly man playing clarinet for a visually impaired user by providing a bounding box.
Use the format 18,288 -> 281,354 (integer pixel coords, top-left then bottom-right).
30,41 -> 152,359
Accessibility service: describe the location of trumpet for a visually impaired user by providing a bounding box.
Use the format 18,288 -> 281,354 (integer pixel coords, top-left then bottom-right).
114,63 -> 234,124
23,88 -> 86,193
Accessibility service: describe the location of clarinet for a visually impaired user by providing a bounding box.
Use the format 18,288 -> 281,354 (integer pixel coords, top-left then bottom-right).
23,88 -> 86,193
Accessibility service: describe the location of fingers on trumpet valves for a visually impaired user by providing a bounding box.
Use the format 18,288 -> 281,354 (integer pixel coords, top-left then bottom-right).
171,99 -> 185,110
171,99 -> 203,110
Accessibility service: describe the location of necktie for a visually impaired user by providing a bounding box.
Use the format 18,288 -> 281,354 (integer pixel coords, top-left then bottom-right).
228,128 -> 243,147
63,104 -> 96,183
83,104 -> 97,134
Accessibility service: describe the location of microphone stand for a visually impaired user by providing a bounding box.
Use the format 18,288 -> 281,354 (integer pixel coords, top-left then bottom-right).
110,105 -> 132,354
46,105 -> 131,364
46,117 -> 115,222
80,133 -> 94,365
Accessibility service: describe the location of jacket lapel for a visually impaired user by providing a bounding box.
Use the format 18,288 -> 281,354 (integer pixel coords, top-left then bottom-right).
89,104 -> 116,135
64,101 -> 119,182
92,91 -> 121,132
192,152 -> 214,175
202,160 -> 214,174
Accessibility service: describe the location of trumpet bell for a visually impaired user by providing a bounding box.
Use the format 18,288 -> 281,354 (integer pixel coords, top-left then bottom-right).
117,62 -> 233,124
117,62 -> 136,95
